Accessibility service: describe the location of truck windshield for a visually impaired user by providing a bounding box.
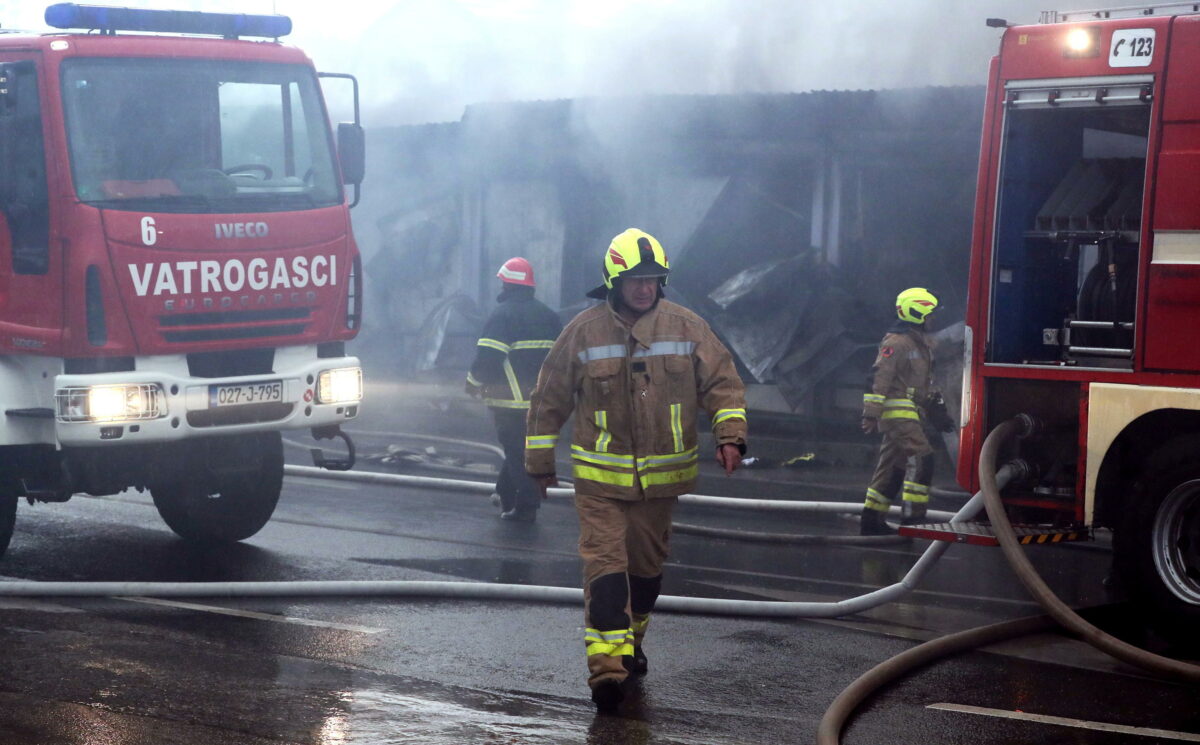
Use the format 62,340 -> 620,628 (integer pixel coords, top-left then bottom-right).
60,58 -> 341,212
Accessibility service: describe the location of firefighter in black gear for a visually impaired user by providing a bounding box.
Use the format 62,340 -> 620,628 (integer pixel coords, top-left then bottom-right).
466,257 -> 563,521
860,287 -> 955,535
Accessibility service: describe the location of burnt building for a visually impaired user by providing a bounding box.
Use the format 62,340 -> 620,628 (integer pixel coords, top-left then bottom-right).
356,87 -> 984,429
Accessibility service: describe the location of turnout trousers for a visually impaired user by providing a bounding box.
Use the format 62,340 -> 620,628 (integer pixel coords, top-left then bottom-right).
575,492 -> 676,688
491,408 -> 540,513
864,420 -> 934,513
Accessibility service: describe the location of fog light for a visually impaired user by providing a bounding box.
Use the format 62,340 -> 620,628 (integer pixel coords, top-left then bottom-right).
317,367 -> 362,404
56,384 -> 166,423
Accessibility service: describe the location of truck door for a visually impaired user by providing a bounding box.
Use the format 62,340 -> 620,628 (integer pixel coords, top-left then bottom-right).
0,53 -> 61,349
987,76 -> 1151,369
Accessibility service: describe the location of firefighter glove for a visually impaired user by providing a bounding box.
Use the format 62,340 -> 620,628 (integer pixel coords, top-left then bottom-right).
925,392 -> 955,433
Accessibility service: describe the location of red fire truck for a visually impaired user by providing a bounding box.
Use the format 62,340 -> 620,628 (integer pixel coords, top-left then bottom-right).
930,4 -> 1200,641
0,4 -> 365,556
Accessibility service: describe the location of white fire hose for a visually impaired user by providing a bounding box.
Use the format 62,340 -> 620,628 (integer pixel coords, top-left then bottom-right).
0,465 -> 1006,619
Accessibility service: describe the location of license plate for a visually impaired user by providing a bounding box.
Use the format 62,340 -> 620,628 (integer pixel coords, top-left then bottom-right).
209,380 -> 283,408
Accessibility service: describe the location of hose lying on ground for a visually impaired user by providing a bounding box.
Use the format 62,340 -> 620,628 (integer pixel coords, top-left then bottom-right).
283,465 -> 958,523
284,464 -> 954,546
815,615 -> 1055,745
672,522 -> 909,546
816,416 -> 1200,745
0,467 -> 1013,617
979,418 -> 1200,683
303,429 -> 962,535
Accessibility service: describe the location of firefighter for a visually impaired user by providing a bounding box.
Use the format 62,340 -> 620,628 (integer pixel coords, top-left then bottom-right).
466,257 -> 563,522
525,228 -> 748,714
859,287 -> 955,535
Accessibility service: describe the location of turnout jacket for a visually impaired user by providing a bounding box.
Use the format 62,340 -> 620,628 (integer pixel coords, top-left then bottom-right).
525,298 -> 748,501
862,322 -> 936,427
467,289 -> 563,409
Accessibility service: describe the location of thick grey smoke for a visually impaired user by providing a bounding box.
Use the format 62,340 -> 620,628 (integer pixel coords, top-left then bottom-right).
297,0 -> 1056,125
2,0 -> 1058,125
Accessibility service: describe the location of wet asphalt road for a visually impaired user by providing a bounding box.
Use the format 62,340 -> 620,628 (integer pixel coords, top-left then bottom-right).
0,411 -> 1197,743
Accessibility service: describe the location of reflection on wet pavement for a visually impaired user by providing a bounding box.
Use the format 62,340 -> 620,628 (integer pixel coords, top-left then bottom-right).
317,688 -> 586,745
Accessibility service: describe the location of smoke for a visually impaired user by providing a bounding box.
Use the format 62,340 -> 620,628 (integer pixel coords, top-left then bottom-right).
2,0 -> 1054,125
293,0 -> 1055,126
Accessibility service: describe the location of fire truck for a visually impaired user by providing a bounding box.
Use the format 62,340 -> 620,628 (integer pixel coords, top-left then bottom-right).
0,4 -> 365,556
909,4 -> 1200,642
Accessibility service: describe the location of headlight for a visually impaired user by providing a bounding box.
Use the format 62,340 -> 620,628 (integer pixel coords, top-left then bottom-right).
55,384 -> 166,423
317,367 -> 363,404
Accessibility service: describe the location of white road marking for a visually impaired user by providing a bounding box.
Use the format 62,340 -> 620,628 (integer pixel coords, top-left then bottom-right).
928,703 -> 1200,742
118,596 -> 386,634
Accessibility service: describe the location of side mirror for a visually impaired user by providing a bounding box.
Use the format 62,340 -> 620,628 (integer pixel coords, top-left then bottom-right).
337,122 -> 365,186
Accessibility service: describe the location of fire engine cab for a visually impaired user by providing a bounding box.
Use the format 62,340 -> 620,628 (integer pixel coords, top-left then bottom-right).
909,3 -> 1200,644
0,4 -> 366,555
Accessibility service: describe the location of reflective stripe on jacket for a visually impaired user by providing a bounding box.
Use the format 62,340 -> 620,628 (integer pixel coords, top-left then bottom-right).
862,323 -> 935,426
467,289 -> 563,409
525,298 -> 748,501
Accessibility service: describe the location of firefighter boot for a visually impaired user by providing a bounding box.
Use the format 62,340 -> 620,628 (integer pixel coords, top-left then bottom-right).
623,647 -> 648,676
860,507 -> 895,536
591,678 -> 624,714
901,501 -> 928,526
500,507 -> 537,522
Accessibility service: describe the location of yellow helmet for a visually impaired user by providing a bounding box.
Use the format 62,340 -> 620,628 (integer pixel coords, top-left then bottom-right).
602,228 -> 670,290
896,287 -> 938,324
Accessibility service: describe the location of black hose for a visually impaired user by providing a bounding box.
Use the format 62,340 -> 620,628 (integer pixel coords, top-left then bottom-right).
979,418 -> 1200,682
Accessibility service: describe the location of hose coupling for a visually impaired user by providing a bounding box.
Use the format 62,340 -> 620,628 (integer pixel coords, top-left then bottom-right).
1014,413 -> 1041,439
1003,458 -> 1037,483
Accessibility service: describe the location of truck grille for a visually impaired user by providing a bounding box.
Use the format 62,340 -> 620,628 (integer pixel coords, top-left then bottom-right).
187,348 -> 274,378
159,307 -> 311,343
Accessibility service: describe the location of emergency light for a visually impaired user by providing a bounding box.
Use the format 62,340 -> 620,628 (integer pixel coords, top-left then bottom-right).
1064,26 -> 1101,57
44,3 -> 292,38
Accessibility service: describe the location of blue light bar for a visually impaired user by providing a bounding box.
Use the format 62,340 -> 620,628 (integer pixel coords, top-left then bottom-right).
44,3 -> 292,38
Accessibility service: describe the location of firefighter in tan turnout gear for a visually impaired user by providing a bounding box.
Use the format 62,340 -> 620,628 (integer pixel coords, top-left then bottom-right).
525,229 -> 747,714
859,287 -> 954,535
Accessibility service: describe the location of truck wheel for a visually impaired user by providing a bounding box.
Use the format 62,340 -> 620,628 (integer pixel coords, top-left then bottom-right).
151,432 -> 283,544
1116,437 -> 1200,647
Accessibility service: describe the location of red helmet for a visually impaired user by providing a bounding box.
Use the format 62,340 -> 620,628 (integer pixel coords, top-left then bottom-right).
497,257 -> 535,286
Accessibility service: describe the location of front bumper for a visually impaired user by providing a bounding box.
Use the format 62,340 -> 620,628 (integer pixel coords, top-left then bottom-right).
53,352 -> 361,446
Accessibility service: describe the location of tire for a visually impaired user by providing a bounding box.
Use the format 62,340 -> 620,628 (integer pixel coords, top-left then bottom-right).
151,432 -> 283,544
1115,436 -> 1200,646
